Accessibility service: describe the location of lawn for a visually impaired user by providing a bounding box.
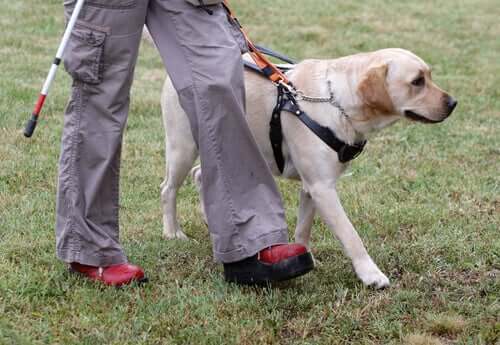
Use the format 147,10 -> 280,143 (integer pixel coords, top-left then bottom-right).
0,0 -> 499,344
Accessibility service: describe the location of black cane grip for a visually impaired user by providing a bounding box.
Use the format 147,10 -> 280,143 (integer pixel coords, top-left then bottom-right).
24,114 -> 38,138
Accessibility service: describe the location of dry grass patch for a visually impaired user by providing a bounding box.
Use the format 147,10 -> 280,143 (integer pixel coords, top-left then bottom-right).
426,313 -> 466,337
403,333 -> 444,345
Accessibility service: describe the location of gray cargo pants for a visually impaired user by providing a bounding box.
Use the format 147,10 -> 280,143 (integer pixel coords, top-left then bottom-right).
56,0 -> 288,266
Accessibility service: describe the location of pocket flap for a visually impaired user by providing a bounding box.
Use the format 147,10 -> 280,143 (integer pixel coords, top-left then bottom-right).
65,0 -> 137,9
185,0 -> 223,6
72,26 -> 106,47
86,0 -> 137,8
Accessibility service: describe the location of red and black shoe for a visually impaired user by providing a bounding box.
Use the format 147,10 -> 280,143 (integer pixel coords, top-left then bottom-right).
223,244 -> 314,285
69,262 -> 148,287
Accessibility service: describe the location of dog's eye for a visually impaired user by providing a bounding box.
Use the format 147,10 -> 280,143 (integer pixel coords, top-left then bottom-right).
411,76 -> 425,87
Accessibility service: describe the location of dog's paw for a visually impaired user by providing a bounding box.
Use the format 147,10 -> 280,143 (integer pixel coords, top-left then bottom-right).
359,270 -> 390,289
354,258 -> 390,289
163,229 -> 189,240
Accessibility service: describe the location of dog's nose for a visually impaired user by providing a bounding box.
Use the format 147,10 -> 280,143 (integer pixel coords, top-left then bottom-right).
447,96 -> 458,113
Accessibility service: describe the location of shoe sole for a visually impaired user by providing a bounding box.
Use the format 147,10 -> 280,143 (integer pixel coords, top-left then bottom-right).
224,252 -> 314,285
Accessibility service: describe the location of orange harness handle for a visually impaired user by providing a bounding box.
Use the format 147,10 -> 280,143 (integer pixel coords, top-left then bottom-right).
222,1 -> 292,86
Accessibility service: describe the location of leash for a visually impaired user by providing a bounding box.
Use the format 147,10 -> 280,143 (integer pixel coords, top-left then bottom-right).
222,1 -> 294,91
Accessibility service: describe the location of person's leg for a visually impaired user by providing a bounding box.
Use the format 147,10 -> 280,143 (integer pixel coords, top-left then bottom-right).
147,1 -> 314,284
146,0 -> 289,263
55,0 -> 148,283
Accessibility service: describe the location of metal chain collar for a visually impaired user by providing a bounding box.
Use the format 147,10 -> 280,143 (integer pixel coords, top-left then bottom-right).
294,80 -> 350,119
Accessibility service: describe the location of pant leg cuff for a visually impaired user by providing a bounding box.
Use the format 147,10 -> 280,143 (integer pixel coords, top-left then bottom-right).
57,249 -> 128,267
214,229 -> 288,263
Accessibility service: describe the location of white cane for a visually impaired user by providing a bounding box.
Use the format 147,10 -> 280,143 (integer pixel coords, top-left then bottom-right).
24,0 -> 86,138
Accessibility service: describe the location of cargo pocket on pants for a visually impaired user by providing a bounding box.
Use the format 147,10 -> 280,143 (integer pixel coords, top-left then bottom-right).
63,23 -> 107,84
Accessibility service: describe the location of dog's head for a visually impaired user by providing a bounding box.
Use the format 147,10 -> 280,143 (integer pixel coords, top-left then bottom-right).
357,49 -> 457,124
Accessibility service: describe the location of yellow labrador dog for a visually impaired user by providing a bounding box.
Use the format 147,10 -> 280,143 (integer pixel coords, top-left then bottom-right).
160,48 -> 457,288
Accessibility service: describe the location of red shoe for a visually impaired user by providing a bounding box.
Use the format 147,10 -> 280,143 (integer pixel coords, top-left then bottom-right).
70,262 -> 147,287
223,244 -> 314,285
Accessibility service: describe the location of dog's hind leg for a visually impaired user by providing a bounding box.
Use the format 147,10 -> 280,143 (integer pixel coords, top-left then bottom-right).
294,188 -> 315,249
160,147 -> 197,240
161,78 -> 198,240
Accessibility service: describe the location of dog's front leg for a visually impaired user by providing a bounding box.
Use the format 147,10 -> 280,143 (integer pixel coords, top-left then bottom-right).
309,184 -> 390,288
294,188 -> 315,249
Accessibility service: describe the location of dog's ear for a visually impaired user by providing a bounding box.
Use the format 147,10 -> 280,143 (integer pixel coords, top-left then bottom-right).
357,63 -> 394,114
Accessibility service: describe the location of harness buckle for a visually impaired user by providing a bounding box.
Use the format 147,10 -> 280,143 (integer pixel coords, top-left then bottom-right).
337,141 -> 367,163
294,90 -> 304,101
276,80 -> 297,96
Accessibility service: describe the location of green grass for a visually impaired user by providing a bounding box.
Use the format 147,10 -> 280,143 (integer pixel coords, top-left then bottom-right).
0,0 -> 499,344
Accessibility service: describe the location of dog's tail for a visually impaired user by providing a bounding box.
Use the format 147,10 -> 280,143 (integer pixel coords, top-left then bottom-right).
190,165 -> 202,185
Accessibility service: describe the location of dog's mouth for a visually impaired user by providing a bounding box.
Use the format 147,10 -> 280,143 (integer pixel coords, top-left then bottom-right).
404,110 -> 445,124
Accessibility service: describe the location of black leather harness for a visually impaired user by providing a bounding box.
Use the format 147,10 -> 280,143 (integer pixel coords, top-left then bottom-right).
269,84 -> 366,173
243,51 -> 367,174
